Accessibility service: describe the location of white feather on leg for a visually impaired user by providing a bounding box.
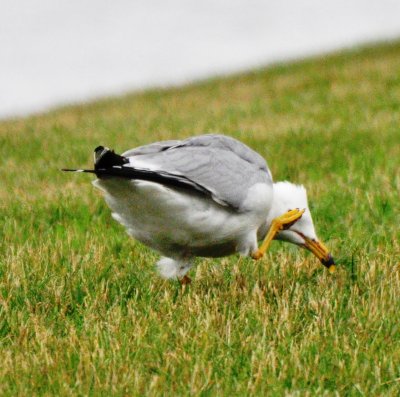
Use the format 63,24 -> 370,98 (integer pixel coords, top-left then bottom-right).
156,257 -> 193,279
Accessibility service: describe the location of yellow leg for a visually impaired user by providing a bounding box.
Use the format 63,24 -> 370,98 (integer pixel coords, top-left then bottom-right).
252,208 -> 305,260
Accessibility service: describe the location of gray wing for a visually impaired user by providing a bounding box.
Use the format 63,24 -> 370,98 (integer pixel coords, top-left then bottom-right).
122,134 -> 273,210
122,139 -> 181,156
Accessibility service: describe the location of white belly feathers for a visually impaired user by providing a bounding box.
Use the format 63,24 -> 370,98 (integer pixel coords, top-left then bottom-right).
93,178 -> 273,259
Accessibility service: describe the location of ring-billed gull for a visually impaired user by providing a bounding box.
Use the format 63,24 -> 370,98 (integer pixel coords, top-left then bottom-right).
63,134 -> 335,283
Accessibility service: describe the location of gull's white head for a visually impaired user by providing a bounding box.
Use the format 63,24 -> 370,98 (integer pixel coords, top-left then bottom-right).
268,181 -> 335,271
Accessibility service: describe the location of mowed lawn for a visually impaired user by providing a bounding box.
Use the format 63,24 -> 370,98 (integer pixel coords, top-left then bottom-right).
1,42 -> 400,396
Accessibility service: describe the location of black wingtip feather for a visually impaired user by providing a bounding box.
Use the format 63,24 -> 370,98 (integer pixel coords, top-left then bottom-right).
94,146 -> 129,170
61,168 -> 97,173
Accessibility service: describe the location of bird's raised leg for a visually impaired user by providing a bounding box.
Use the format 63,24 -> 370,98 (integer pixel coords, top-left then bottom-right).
252,208 -> 305,260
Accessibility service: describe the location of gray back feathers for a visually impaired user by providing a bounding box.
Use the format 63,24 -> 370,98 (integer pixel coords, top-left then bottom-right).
122,134 -> 272,210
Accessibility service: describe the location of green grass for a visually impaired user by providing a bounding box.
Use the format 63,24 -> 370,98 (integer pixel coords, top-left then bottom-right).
1,41 -> 400,396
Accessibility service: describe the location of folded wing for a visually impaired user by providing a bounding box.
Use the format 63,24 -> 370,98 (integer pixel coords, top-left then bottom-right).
122,134 -> 273,211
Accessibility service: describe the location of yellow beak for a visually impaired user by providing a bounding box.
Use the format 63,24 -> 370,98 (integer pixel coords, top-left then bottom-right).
303,237 -> 335,273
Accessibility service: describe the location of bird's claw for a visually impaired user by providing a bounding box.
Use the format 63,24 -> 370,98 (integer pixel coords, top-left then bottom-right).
280,208 -> 305,230
251,251 -> 263,260
251,208 -> 305,261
